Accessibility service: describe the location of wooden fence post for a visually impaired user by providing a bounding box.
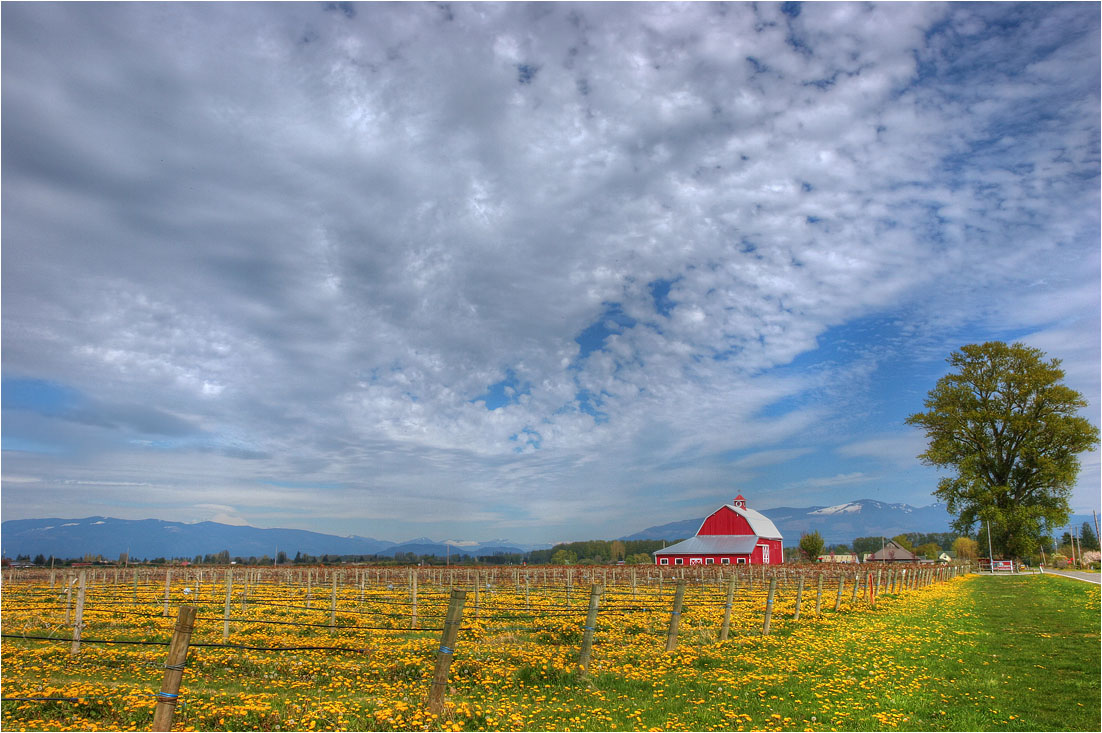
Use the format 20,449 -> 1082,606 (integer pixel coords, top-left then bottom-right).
329,573 -> 338,629
762,577 -> 777,636
222,570 -> 234,643
793,574 -> 805,621
411,569 -> 419,629
70,570 -> 87,656
815,573 -> 824,617
427,589 -> 467,717
851,572 -> 860,603
665,580 -> 687,652
834,576 -> 844,612
578,584 -> 602,673
152,605 -> 197,732
719,573 -> 737,641
162,570 -> 173,617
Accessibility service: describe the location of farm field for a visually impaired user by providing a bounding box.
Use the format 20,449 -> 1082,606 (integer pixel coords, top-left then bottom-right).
1,565 -> 1097,732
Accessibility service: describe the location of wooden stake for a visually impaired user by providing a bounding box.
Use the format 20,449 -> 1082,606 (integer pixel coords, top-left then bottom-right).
793,574 -> 805,621
427,589 -> 467,716
578,584 -> 602,673
411,569 -> 419,629
70,570 -> 87,656
665,580 -> 687,652
162,570 -> 173,617
152,605 -> 197,732
834,576 -> 844,612
329,573 -> 338,629
719,573 -> 737,641
814,573 -> 824,617
762,577 -> 778,636
222,570 -> 234,643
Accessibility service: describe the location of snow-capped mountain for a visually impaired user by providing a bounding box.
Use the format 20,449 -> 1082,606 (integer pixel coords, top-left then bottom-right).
0,517 -> 549,561
622,499 -> 954,545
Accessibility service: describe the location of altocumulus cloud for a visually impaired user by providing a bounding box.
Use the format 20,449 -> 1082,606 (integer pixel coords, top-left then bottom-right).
2,2 -> 1098,541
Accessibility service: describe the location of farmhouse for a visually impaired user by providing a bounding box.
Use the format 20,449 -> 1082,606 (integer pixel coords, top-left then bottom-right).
653,495 -> 783,566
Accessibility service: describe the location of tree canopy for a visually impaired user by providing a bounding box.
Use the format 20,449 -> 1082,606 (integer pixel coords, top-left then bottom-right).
799,531 -> 824,560
907,342 -> 1099,559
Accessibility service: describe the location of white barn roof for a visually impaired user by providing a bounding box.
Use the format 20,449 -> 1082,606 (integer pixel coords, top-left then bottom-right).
654,535 -> 759,556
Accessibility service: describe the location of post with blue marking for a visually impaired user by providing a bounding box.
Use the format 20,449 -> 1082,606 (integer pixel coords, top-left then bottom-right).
665,580 -> 687,651
578,584 -> 603,674
428,589 -> 467,716
152,604 -> 196,732
762,577 -> 778,636
719,573 -> 737,641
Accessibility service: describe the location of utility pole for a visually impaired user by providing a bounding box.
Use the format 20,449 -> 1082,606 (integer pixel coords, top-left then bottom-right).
986,519 -> 995,573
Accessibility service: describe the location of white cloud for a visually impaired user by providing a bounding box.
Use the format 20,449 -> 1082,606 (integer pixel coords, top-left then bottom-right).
2,2 -> 1098,540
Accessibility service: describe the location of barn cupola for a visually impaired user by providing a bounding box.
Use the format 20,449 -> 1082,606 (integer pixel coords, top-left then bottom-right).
733,494 -> 746,509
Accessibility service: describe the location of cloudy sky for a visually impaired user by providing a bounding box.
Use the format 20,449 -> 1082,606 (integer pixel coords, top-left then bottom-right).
3,2 -> 1099,543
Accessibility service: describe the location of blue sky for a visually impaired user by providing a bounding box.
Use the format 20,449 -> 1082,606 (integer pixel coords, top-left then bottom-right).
2,2 -> 1099,543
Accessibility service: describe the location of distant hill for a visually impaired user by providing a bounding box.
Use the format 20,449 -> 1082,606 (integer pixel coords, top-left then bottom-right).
0,516 -> 396,560
621,499 -> 955,545
0,516 -> 545,561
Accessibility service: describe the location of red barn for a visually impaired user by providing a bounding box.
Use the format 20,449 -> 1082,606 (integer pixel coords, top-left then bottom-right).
653,495 -> 783,566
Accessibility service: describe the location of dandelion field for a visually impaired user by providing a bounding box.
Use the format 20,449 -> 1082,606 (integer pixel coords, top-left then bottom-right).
1,565 -> 1098,732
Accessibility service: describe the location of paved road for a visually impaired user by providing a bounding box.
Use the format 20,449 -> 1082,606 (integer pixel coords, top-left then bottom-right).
1039,569 -> 1101,584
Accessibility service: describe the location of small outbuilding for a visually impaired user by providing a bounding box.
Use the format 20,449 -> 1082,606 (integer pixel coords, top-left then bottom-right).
653,495 -> 783,566
866,539 -> 918,563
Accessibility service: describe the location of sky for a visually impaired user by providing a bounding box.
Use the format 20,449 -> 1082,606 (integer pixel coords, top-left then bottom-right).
2,1 -> 1099,544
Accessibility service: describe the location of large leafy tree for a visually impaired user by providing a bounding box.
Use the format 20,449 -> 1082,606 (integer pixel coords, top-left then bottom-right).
799,531 -> 824,561
907,342 -> 1099,559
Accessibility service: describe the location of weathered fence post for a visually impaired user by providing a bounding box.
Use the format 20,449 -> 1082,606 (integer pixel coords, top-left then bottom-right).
851,572 -> 860,603
762,577 -> 778,636
427,589 -> 467,716
815,572 -> 824,617
834,576 -> 844,612
70,570 -> 87,656
152,605 -> 197,732
411,569 -> 419,629
793,574 -> 805,621
719,573 -> 737,641
578,584 -> 603,673
329,573 -> 338,629
665,580 -> 687,651
222,570 -> 234,643
162,570 -> 173,617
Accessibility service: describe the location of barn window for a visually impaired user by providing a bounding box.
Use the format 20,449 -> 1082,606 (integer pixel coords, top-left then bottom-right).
659,558 -> 668,565
736,557 -> 747,564
674,558 -> 684,565
721,558 -> 730,565
705,558 -> 714,565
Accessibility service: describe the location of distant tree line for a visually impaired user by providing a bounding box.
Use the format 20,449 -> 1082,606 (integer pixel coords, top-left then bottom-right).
9,523 -> 1097,568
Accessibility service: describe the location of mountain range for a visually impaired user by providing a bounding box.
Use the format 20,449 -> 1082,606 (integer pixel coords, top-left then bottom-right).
3,500 -> 1093,559
0,517 -> 548,561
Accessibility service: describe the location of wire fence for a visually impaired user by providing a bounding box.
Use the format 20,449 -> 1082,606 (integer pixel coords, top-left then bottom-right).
1,562 -> 970,730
